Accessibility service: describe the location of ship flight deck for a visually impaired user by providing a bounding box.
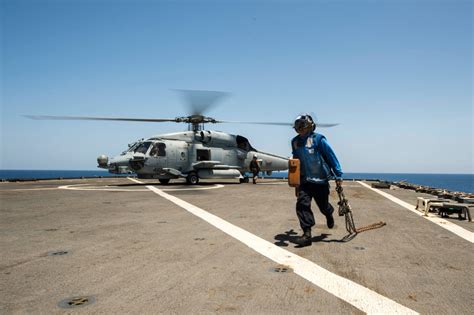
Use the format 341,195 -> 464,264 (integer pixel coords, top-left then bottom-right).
1,178 -> 472,314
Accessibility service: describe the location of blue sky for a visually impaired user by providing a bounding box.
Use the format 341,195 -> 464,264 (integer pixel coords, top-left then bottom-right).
1,0 -> 472,173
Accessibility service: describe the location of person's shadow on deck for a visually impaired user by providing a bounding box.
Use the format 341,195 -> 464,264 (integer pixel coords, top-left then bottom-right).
274,229 -> 356,247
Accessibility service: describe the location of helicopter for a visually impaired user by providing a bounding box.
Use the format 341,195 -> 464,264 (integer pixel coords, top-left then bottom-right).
26,90 -> 338,185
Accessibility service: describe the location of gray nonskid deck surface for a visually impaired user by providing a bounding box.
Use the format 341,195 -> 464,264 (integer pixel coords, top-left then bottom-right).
0,178 -> 472,314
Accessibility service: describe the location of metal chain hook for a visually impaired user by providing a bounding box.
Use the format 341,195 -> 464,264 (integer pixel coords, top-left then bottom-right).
336,185 -> 386,235
336,185 -> 357,234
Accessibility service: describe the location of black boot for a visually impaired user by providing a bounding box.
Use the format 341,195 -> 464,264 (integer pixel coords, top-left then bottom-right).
294,229 -> 312,247
326,214 -> 334,229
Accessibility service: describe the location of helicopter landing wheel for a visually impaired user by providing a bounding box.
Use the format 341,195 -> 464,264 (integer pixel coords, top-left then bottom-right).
239,177 -> 249,184
186,172 -> 199,185
159,179 -> 170,185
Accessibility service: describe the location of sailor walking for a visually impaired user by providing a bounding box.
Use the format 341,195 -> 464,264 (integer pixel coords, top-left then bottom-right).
291,114 -> 343,246
249,154 -> 260,184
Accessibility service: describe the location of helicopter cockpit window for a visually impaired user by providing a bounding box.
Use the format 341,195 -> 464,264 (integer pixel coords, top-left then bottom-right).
124,141 -> 140,154
150,143 -> 166,157
236,135 -> 256,152
134,141 -> 152,154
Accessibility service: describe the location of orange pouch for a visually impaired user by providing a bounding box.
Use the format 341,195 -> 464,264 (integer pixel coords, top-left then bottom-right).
288,158 -> 300,187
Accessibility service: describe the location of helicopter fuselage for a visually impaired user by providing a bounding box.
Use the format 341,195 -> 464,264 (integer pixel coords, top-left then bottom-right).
98,130 -> 288,184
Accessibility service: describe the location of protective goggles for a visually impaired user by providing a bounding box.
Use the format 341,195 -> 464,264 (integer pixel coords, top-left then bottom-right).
293,116 -> 312,131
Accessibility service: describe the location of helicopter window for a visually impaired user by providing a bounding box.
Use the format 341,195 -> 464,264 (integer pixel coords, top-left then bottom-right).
149,143 -> 166,157
127,142 -> 140,152
159,143 -> 166,156
134,141 -> 152,154
197,149 -> 210,161
150,145 -> 158,156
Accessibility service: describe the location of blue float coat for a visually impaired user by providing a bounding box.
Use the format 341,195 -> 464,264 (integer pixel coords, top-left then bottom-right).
291,132 -> 343,183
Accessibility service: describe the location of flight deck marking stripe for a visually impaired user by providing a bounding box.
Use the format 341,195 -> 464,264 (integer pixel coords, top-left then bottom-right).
128,177 -> 418,315
0,188 -> 61,191
57,183 -> 224,192
357,181 -> 473,243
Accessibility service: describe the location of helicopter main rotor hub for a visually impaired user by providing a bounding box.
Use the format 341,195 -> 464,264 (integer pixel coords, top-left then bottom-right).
175,115 -> 217,131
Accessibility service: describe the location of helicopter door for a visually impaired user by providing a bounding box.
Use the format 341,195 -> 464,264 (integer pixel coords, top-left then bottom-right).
196,149 -> 210,161
149,142 -> 167,167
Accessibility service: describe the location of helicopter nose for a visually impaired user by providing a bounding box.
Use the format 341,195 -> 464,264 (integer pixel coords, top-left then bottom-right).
97,155 -> 109,168
106,155 -> 134,174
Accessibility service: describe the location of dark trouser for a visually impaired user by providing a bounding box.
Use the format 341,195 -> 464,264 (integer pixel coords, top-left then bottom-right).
251,170 -> 259,180
296,181 -> 334,230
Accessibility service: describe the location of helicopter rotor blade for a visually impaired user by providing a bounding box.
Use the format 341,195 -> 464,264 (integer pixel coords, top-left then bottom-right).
315,123 -> 339,128
215,120 -> 339,128
24,115 -> 339,128
175,89 -> 230,116
24,115 -> 178,123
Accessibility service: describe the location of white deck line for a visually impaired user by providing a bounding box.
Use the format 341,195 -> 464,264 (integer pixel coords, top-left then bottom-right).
357,181 -> 473,243
0,188 -> 61,191
58,183 -> 224,192
128,177 -> 417,314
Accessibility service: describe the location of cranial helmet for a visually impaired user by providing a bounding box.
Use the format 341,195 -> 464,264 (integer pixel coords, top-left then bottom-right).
293,114 -> 315,132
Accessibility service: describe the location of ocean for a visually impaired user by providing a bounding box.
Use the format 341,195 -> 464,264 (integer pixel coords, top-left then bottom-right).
0,170 -> 472,194
0,170 -> 128,180
268,172 -> 473,193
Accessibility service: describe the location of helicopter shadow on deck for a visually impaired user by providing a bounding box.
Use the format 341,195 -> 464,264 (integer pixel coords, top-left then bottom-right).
274,229 -> 357,247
